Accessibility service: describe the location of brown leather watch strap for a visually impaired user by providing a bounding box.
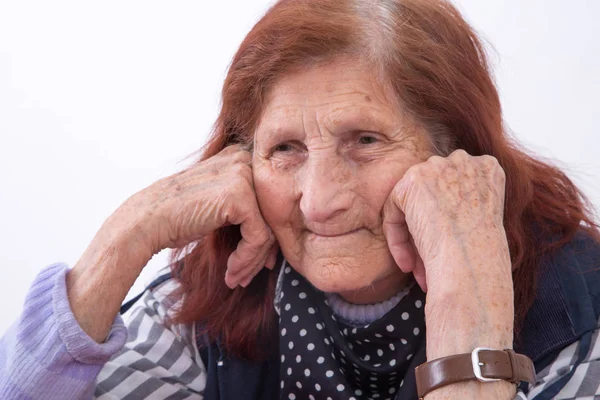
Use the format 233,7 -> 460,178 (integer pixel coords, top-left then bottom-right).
415,348 -> 536,399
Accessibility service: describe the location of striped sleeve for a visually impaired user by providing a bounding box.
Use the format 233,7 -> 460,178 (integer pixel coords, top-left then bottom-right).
521,319 -> 600,399
94,278 -> 207,400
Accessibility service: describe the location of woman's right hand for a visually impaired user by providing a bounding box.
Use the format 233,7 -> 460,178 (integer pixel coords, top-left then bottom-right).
119,144 -> 278,288
66,144 -> 276,343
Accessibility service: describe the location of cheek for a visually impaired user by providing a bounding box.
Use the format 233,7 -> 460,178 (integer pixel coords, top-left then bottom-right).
253,164 -> 296,226
359,163 -> 410,209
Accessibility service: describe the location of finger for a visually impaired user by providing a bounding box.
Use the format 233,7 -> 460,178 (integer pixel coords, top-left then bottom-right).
382,189 -> 415,273
265,243 -> 279,270
226,245 -> 271,288
233,243 -> 279,287
224,199 -> 274,287
412,255 -> 427,292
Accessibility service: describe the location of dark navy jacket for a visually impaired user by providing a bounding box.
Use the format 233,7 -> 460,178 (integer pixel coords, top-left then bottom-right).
122,231 -> 600,400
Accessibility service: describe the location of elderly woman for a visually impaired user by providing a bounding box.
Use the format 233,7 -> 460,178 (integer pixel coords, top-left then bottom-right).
1,0 -> 600,399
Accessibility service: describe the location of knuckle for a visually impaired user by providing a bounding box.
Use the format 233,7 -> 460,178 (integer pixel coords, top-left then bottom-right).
426,154 -> 445,165
479,154 -> 500,168
451,149 -> 470,159
231,149 -> 252,164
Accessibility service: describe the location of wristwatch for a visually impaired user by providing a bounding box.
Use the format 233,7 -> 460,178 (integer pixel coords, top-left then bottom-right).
415,348 -> 536,399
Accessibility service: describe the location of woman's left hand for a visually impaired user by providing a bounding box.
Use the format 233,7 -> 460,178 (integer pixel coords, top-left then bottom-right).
382,149 -> 511,296
383,149 -> 516,397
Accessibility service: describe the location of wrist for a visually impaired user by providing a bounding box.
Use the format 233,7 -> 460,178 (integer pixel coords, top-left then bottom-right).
425,291 -> 514,360
424,380 -> 516,400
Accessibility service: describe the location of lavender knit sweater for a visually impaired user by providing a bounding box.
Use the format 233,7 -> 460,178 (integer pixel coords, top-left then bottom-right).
0,263 -> 128,399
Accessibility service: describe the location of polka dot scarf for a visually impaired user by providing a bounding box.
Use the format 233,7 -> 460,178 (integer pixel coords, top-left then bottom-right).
277,263 -> 427,400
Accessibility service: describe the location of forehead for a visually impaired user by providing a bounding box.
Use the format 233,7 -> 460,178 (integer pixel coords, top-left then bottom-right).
256,59 -> 404,135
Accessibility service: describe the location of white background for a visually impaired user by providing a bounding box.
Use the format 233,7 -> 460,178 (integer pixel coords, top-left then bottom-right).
0,0 -> 598,336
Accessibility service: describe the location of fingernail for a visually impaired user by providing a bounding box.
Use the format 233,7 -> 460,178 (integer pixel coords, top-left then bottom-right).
240,275 -> 253,287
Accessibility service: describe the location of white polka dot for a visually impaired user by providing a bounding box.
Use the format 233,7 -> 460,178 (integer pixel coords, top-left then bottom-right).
350,398 -> 356,400
390,359 -> 396,366
340,350 -> 346,357
400,379 -> 404,387
370,376 -> 377,381
343,328 -> 348,335
324,338 -> 330,345
296,381 -> 302,389
389,343 -> 395,351
281,328 -> 287,336
291,279 -> 299,286
356,340 -> 362,345
317,356 -> 325,364
386,324 -> 396,333
285,266 -> 291,274
315,383 -> 321,391
296,355 -> 301,363
354,368 -> 360,374
326,370 -> 334,378
373,394 -> 380,398
280,291 -> 284,298
288,394 -> 296,399
374,363 -> 381,367
291,315 -> 299,323
364,355 -> 370,361
413,327 -> 420,336
348,343 -> 353,349
287,367 -> 292,375
299,292 -> 307,299
364,338 -> 370,342
284,303 -> 291,311
300,329 -> 307,337
288,341 -> 294,349
352,328 -> 357,334
389,387 -> 396,394
375,333 -> 382,338
377,349 -> 383,356
340,358 -> 346,364
281,355 -> 285,362
307,343 -> 315,350
281,380 -> 284,389
336,384 -> 344,392
355,389 -> 363,395
415,299 -> 422,308
370,383 -> 377,388
304,368 -> 311,377
402,312 -> 409,320
331,314 -> 337,321
401,338 -> 408,344
316,323 -> 323,330
308,307 -> 316,314
309,396 -> 315,400
407,353 -> 413,360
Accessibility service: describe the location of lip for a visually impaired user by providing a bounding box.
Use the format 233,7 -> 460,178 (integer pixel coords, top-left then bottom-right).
306,228 -> 362,238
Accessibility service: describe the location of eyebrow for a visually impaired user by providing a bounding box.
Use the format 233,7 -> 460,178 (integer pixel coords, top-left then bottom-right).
257,106 -> 396,142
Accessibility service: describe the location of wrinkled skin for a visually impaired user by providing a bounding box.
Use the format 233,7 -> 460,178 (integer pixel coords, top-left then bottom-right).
252,60 -> 433,303
68,57 -> 515,399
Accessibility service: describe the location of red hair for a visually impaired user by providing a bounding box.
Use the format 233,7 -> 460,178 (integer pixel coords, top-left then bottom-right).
170,0 -> 600,360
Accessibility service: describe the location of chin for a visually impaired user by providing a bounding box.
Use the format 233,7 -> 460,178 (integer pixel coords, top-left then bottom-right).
292,256 -> 393,295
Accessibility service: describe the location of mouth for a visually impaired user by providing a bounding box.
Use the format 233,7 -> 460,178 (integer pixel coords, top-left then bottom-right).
306,228 -> 362,239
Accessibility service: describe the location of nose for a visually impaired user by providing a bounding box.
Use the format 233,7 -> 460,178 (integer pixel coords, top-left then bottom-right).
299,153 -> 353,223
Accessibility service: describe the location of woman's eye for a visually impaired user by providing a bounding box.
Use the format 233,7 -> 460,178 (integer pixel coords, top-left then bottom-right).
273,143 -> 293,152
357,135 -> 378,145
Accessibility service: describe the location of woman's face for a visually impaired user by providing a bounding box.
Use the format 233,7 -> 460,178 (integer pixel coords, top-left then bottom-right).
253,59 -> 434,304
